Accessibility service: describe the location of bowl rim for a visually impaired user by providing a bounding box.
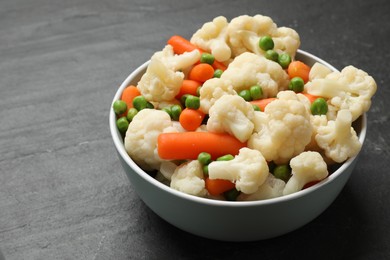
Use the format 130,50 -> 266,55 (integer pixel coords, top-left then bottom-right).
109,49 -> 367,208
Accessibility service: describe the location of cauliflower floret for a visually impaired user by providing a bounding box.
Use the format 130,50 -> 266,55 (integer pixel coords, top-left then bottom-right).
137,58 -> 183,102
315,109 -> 362,163
137,45 -> 200,102
248,91 -> 312,163
305,114 -> 328,152
308,62 -> 333,81
283,151 -> 328,195
237,174 -> 285,201
220,52 -> 289,98
199,78 -> 237,113
190,16 -> 231,62
124,109 -> 176,171
159,161 -> 178,181
227,14 -> 300,59
207,95 -> 255,142
306,65 -> 377,121
152,44 -> 201,71
170,160 -> 207,197
208,148 -> 269,194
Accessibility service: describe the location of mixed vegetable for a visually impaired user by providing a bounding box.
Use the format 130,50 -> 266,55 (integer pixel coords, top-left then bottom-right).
113,15 -> 377,201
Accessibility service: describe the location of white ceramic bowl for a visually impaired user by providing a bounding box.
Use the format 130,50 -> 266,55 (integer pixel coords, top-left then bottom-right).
110,50 -> 366,241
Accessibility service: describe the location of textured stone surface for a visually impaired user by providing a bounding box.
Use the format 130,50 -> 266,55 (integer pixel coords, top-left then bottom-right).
0,0 -> 389,259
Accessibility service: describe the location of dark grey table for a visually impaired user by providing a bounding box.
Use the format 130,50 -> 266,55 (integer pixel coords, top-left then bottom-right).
1,0 -> 389,259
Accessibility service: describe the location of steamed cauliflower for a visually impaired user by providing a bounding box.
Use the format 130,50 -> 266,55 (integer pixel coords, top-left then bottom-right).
315,109 -> 362,163
283,151 -> 328,195
248,91 -> 312,163
305,114 -> 328,153
190,16 -> 231,62
308,62 -> 333,81
124,109 -> 176,171
306,65 -> 377,121
238,174 -> 285,201
207,95 -> 255,142
199,78 -> 237,113
137,45 -> 200,102
170,160 -> 207,197
152,44 -> 201,71
208,148 -> 269,194
137,58 -> 183,102
220,52 -> 290,98
227,14 -> 300,59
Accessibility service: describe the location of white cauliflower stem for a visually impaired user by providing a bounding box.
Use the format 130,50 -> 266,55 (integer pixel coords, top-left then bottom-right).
152,44 -> 201,71
207,95 -> 255,142
306,65 -> 377,121
248,91 -> 312,163
315,109 -> 362,163
208,148 -> 269,194
190,16 -> 231,62
220,52 -> 290,98
283,151 -> 328,195
227,14 -> 300,59
124,109 -> 176,171
170,160 -> 207,197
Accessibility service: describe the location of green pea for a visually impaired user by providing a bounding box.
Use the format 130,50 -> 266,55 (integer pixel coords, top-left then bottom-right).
239,89 -> 252,101
268,161 -> 277,173
259,36 -> 274,51
185,95 -> 200,109
116,117 -> 129,134
252,104 -> 261,111
311,98 -> 328,115
265,49 -> 279,62
289,77 -> 304,93
112,100 -> 127,115
146,101 -> 154,109
170,104 -> 182,121
223,188 -> 240,201
200,53 -> 215,65
213,69 -> 223,78
133,96 -> 148,111
198,152 -> 212,165
273,164 -> 291,182
203,165 -> 209,177
126,108 -> 138,122
180,94 -> 189,107
217,154 -> 234,161
278,53 -> 291,69
250,85 -> 263,100
161,106 -> 172,117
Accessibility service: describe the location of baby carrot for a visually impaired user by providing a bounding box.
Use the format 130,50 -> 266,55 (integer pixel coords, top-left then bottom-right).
301,93 -> 320,104
167,35 -> 227,71
121,85 -> 141,111
287,61 -> 311,83
250,98 -> 277,111
179,108 -> 205,131
119,85 -> 141,117
157,132 -> 246,160
205,178 -> 236,196
167,35 -> 202,54
175,80 -> 202,99
188,63 -> 214,83
211,60 -> 227,71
